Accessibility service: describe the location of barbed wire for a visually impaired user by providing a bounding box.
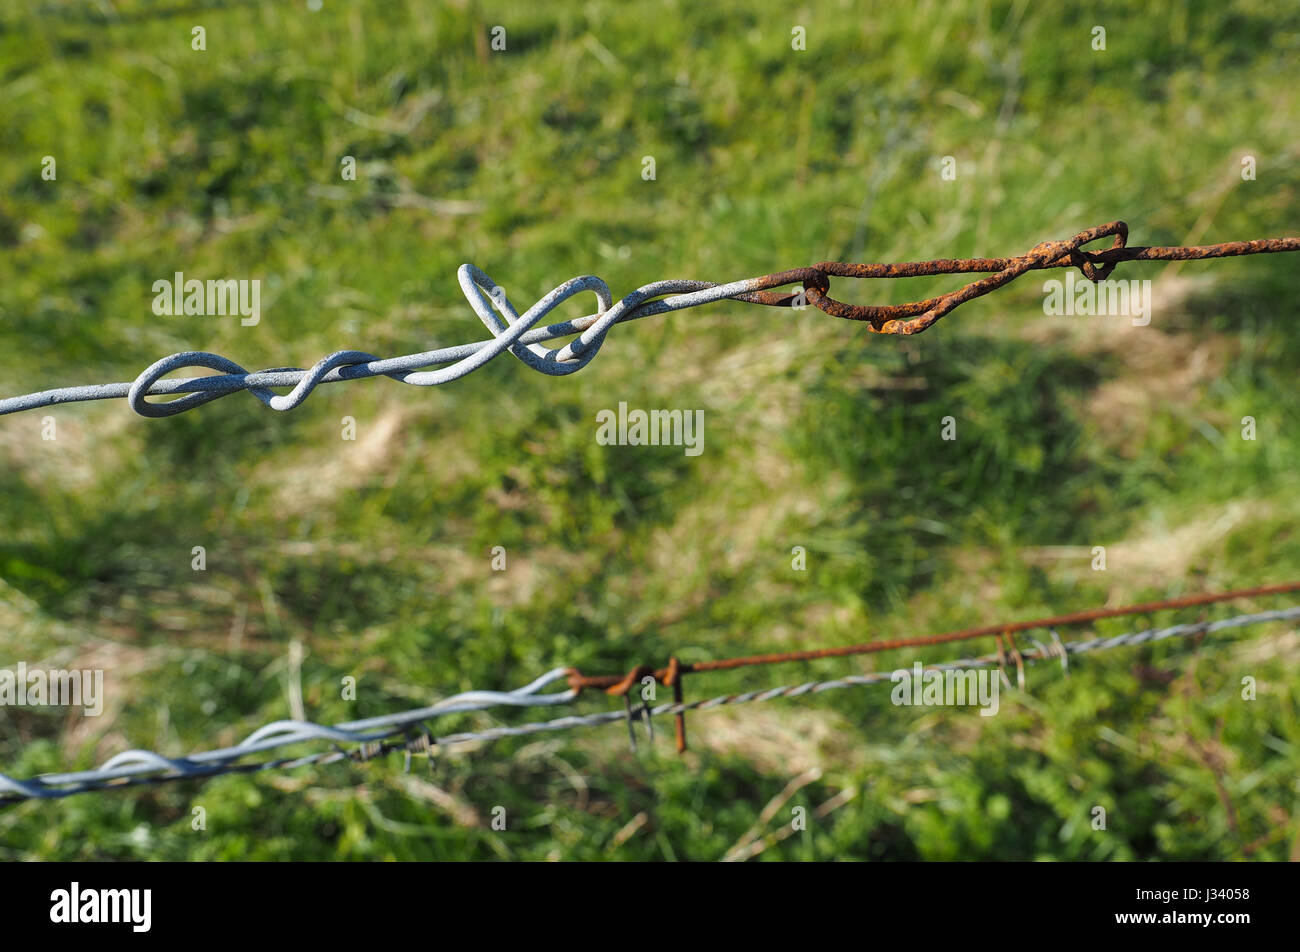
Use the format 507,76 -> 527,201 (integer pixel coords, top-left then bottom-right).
1,222 -> 1296,419
3,594 -> 1296,805
0,667 -> 576,802
417,605 -> 1300,747
567,580 -> 1300,695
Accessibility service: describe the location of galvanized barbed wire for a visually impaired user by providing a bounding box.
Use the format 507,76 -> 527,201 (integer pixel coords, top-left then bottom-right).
1,222 -> 1296,418
0,667 -> 577,802
3,597 -> 1296,805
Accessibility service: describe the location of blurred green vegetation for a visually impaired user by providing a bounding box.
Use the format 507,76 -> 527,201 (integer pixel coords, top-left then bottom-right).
0,0 -> 1298,860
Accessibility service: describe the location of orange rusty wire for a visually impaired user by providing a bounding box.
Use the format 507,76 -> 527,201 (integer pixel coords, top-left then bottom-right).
567,581 -> 1300,751
739,221 -> 1300,334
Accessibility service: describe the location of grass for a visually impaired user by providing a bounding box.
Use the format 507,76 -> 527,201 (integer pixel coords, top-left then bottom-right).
0,0 -> 1298,860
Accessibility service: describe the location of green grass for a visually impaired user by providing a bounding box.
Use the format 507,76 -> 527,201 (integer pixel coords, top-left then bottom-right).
1,0 -> 1298,860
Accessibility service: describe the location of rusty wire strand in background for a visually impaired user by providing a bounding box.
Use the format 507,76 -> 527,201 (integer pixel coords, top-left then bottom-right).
568,580 -> 1300,751
3,583 -> 1296,804
1,222 -> 1296,419
571,580 -> 1300,693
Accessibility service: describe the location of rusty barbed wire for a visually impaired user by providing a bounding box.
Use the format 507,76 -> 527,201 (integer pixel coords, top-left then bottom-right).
1,222 -> 1296,418
3,584 -> 1296,804
570,580 -> 1300,693
565,579 -> 1300,752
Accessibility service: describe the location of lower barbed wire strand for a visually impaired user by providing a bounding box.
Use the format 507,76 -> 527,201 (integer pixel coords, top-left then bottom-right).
0,667 -> 576,801
427,606 -> 1300,747
2,605 -> 1295,804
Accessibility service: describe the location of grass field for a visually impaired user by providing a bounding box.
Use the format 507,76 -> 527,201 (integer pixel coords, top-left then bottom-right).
1,0 -> 1298,860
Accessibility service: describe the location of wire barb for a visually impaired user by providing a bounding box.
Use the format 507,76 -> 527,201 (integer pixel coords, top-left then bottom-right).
1,223 -> 1296,418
